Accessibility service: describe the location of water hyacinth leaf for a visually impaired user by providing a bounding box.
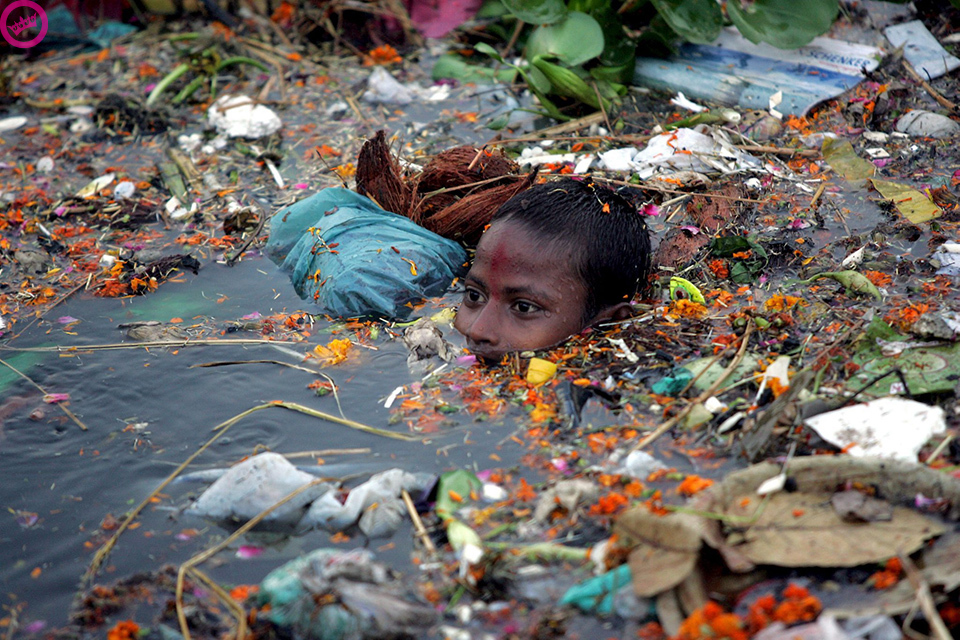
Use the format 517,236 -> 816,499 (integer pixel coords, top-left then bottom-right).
526,11 -> 605,67
870,178 -> 942,224
531,57 -> 603,109
501,0 -> 566,24
525,64 -> 552,95
569,0 -> 637,67
727,0 -> 839,49
649,0 -> 723,45
432,54 -> 518,84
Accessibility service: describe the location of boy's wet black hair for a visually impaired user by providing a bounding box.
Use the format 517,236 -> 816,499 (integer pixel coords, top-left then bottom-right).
490,178 -> 651,325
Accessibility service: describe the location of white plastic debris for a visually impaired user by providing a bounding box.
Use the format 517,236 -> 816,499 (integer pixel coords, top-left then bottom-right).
165,196 -> 197,220
67,105 -> 94,117
862,131 -> 889,143
805,397 -> 946,462
36,156 -> 54,173
669,91 -> 706,113
895,110 -> 960,139
703,396 -> 726,414
598,147 -> 638,172
756,472 -> 787,496
768,90 -> 784,120
178,133 -> 203,154
841,246 -> 866,270
517,146 -> 577,168
70,118 -> 94,134
303,468 -> 431,534
573,154 -> 594,174
884,20 -> 960,80
208,95 -> 282,139
630,125 -> 762,179
756,355 -> 790,402
99,254 -> 117,269
114,181 -> 136,199
362,67 -> 416,105
0,116 -> 27,132
76,173 -> 116,198
187,452 -> 331,528
614,450 -> 667,479
607,337 -> 639,363
931,242 -> 960,276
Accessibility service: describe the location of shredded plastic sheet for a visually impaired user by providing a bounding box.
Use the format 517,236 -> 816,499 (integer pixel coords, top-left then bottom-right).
804,397 -> 946,461
266,188 -> 467,319
633,27 -> 883,116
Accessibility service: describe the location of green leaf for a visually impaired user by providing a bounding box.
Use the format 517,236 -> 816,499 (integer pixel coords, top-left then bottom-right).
502,0 -> 567,24
649,0 -> 723,45
526,11 -> 605,67
710,236 -> 768,284
474,42 -> 506,63
526,64 -> 552,94
432,54 -> 518,84
532,56 -> 604,108
487,113 -> 511,130
726,0 -> 839,49
436,470 -> 483,521
589,62 -> 634,85
477,0 -> 510,18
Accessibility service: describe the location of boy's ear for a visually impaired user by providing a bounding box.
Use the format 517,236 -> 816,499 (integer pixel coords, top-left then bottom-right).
588,302 -> 633,326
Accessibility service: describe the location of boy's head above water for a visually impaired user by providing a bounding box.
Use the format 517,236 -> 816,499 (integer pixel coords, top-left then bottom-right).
454,178 -> 651,361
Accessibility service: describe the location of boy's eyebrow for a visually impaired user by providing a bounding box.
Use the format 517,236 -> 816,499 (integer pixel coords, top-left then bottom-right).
468,275 -> 555,302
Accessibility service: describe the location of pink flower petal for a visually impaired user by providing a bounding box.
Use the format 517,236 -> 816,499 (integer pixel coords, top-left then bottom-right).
236,545 -> 265,559
43,393 -> 70,404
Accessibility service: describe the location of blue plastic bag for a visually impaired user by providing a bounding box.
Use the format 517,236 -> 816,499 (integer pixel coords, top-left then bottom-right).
266,189 -> 467,319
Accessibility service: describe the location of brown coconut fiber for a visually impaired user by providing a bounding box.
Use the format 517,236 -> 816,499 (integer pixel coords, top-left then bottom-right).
354,131 -> 531,243
355,130 -> 412,217
424,170 -> 538,245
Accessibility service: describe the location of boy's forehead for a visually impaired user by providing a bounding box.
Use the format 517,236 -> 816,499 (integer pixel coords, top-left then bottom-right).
472,222 -> 581,287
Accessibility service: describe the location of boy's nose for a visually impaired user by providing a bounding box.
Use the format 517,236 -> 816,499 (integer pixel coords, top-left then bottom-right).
457,304 -> 501,352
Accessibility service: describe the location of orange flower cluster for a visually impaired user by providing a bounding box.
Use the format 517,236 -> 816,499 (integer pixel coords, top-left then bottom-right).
229,584 -> 259,601
364,44 -> 402,66
748,583 -> 822,630
674,584 -> 823,639
677,475 -> 713,497
589,492 -> 629,516
707,259 -> 729,279
107,620 -> 140,640
863,270 -> 892,287
312,338 -> 353,365
884,302 -> 930,331
869,557 -> 903,590
674,601 -> 747,640
669,299 -> 707,319
762,294 -> 803,313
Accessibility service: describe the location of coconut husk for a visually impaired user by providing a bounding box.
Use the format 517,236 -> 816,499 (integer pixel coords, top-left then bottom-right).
355,130 -> 412,216
416,146 -> 518,193
424,170 -> 538,244
412,147 -> 520,223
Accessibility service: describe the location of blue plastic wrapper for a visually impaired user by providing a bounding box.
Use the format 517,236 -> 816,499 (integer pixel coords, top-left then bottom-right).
266,189 -> 467,319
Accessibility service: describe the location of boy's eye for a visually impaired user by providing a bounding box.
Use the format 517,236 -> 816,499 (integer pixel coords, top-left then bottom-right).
512,301 -> 541,315
464,288 -> 485,304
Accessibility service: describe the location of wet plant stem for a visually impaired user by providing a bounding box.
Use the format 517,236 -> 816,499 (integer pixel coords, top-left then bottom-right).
0,357 -> 87,431
147,63 -> 190,106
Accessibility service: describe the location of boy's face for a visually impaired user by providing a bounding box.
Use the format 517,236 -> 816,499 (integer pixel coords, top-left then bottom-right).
454,220 -> 588,361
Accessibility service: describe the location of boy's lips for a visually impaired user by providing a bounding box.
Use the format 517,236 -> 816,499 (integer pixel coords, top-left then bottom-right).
465,342 -> 503,363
